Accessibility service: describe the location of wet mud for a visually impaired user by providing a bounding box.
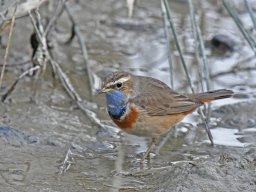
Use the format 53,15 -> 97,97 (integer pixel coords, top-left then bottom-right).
0,0 -> 256,191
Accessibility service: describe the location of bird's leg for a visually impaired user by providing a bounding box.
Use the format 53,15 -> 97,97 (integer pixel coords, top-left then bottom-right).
141,138 -> 156,162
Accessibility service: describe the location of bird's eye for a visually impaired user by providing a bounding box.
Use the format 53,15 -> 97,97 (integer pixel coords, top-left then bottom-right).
116,82 -> 123,89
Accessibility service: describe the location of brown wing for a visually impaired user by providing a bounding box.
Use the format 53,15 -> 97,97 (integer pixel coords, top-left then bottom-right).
130,76 -> 200,116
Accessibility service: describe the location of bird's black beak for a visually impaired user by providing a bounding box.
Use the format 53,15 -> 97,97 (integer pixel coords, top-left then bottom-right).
96,87 -> 110,94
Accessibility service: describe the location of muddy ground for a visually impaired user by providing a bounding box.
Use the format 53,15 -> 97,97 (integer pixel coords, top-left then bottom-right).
0,0 -> 255,191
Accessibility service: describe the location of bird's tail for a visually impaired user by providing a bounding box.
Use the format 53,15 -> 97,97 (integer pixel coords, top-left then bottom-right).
188,89 -> 233,103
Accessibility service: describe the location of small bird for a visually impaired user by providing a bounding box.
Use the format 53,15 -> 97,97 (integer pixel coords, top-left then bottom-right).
99,72 -> 233,161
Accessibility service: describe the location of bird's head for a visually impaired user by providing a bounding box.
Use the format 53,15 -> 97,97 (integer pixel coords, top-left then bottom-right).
98,72 -> 134,97
98,72 -> 134,119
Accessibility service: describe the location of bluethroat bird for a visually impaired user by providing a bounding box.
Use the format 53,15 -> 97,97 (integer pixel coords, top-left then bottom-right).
99,72 -> 233,161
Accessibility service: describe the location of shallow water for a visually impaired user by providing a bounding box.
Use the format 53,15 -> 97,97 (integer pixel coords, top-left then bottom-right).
0,0 -> 256,191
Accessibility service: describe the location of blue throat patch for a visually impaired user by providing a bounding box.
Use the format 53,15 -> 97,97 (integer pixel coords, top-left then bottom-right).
106,90 -> 127,120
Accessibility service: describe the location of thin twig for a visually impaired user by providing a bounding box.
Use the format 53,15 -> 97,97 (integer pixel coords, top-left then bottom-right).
1,66 -> 40,102
163,0 -> 214,145
59,147 -> 73,174
222,0 -> 256,54
28,9 -> 114,130
188,0 -> 210,92
44,0 -> 66,37
0,15 -> 15,89
162,0 -> 194,93
51,60 -> 82,102
161,0 -> 174,88
58,142 -> 85,174
187,0 -> 213,143
29,11 -> 43,45
188,0 -> 204,92
52,61 -> 106,126
245,0 -> 256,30
63,1 -> 94,94
126,0 -> 135,17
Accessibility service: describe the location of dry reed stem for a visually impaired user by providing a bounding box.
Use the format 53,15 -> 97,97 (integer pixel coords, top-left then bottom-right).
0,15 -> 15,89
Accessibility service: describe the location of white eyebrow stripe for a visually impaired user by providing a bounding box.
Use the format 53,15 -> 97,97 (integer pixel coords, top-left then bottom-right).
104,75 -> 131,88
114,76 -> 130,83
